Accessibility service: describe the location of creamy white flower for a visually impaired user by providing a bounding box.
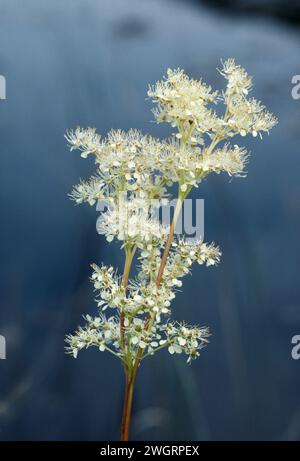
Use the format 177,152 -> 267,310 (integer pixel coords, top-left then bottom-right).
70,177 -> 107,205
148,68 -> 219,132
97,196 -> 169,247
162,321 -> 210,363
225,96 -> 277,138
218,58 -> 253,98
65,61 -> 276,368
199,144 -> 249,177
65,314 -> 120,358
65,127 -> 101,157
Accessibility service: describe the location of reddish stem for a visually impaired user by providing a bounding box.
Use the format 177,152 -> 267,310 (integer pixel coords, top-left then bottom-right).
120,197 -> 184,441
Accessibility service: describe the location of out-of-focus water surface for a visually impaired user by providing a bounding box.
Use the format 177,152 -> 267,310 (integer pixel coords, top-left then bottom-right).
0,0 -> 300,441
200,0 -> 300,25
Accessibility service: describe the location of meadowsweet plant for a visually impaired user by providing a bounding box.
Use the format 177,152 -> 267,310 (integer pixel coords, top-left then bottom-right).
65,59 -> 277,441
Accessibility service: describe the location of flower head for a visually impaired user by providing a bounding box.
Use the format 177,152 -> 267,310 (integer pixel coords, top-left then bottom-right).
65,61 -> 277,368
148,68 -> 220,134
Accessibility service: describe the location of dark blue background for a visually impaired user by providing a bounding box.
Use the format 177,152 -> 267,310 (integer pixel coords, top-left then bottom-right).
0,0 -> 299,441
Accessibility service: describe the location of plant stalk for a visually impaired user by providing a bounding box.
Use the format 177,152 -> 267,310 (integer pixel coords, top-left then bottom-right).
156,195 -> 184,287
120,369 -> 137,441
120,193 -> 186,440
120,246 -> 135,352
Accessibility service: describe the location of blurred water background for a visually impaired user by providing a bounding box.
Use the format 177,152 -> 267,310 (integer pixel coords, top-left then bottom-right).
0,0 -> 300,441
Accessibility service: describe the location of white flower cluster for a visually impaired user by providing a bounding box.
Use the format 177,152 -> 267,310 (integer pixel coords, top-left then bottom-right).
66,238 -> 221,363
124,320 -> 210,364
65,127 -> 101,157
138,239 -> 221,290
66,61 -> 277,215
171,239 -> 222,268
148,68 -> 220,134
65,60 -> 277,367
219,58 -> 253,98
149,60 -> 276,141
97,196 -> 169,247
90,264 -> 122,309
199,144 -> 249,177
90,262 -> 174,321
70,177 -> 106,206
218,59 -> 277,138
162,322 -> 210,363
66,314 -> 210,364
159,140 -> 249,191
65,314 -> 120,358
66,129 -> 167,204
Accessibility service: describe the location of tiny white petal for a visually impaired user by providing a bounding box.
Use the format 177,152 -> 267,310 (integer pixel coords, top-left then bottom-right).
180,184 -> 187,192
168,346 -> 175,355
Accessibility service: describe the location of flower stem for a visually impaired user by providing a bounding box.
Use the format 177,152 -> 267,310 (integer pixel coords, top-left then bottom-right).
156,194 -> 184,287
120,369 -> 137,441
119,122 -> 194,440
120,245 -> 137,441
120,192 -> 186,441
120,245 -> 136,353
